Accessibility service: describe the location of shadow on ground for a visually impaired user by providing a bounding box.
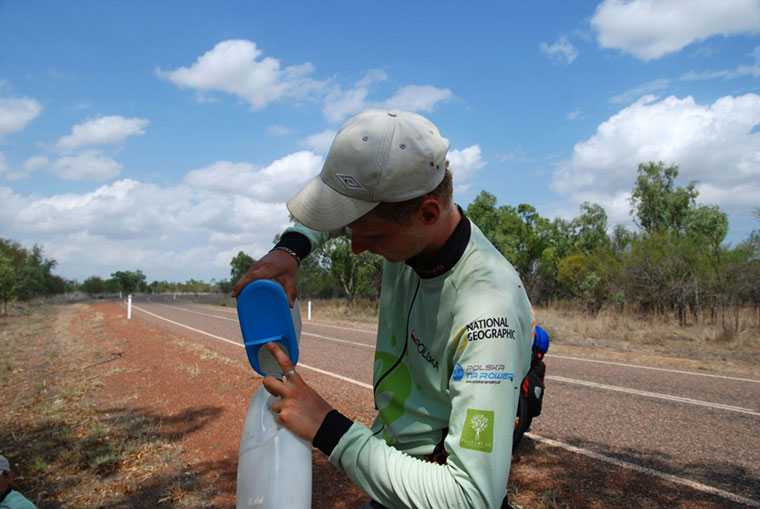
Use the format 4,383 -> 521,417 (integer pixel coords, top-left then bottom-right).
3,403 -> 229,508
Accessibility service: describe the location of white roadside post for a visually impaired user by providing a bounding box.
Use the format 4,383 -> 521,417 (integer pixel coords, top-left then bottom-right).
127,294 -> 132,319
308,300 -> 312,321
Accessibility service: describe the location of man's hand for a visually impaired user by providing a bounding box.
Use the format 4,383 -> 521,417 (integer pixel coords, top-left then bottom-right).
262,342 -> 333,442
230,249 -> 299,305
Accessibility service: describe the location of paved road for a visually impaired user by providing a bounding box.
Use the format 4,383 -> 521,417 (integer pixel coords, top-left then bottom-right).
127,296 -> 760,507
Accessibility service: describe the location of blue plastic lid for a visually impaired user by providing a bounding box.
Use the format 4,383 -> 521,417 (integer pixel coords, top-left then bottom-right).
236,280 -> 299,377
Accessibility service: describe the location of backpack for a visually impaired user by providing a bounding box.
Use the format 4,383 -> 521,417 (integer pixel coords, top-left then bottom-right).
512,325 -> 549,451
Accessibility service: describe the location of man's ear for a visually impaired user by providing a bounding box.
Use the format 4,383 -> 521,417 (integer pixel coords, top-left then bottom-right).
417,198 -> 441,225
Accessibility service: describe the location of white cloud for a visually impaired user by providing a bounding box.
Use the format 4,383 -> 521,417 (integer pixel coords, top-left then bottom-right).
0,150 -> 323,281
157,39 -> 323,110
448,145 -> 486,184
267,125 -> 291,136
322,71 -> 451,123
567,109 -> 584,120
55,115 -> 149,150
0,152 -> 6,174
49,151 -> 123,181
382,85 -> 453,112
322,70 -> 387,123
23,155 -> 49,171
539,36 -> 578,64
304,129 -> 336,153
610,78 -> 671,104
0,97 -> 42,139
182,151 -> 321,201
3,154 -> 49,182
592,0 -> 760,60
551,93 -> 760,226
681,45 -> 760,80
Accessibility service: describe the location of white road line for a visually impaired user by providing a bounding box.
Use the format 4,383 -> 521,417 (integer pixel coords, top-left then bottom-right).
149,303 -> 375,348
300,322 -> 759,384
526,433 -> 760,508
549,375 -> 760,416
153,302 -> 238,322
304,323 -> 760,384
130,303 -> 757,506
133,304 -> 759,414
302,331 -> 375,349
550,354 -> 760,384
131,304 -> 372,390
303,321 -> 377,334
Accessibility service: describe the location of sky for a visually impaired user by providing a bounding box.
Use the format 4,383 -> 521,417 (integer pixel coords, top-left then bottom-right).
1,0 -> 759,284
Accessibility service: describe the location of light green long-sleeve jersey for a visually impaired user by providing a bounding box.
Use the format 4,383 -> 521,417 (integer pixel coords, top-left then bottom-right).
285,213 -> 533,508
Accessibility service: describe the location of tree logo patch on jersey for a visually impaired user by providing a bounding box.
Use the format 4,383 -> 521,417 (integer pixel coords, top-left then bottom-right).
460,408 -> 494,452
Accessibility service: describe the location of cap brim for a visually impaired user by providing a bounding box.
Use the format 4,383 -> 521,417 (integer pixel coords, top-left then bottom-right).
287,175 -> 379,231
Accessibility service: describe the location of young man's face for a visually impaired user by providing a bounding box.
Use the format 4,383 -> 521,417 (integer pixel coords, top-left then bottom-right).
347,212 -> 426,263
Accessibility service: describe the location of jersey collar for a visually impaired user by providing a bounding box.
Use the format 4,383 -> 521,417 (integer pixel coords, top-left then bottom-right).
405,206 -> 471,279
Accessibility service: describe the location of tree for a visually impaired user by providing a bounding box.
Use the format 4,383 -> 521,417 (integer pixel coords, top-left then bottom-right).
230,251 -> 255,285
0,254 -> 15,314
81,276 -> 107,296
109,270 -> 147,294
572,202 -> 609,254
322,238 -> 382,307
466,193 -> 554,301
629,162 -> 698,234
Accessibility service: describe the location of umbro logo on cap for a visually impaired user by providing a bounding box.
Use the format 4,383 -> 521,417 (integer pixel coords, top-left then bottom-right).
336,173 -> 365,191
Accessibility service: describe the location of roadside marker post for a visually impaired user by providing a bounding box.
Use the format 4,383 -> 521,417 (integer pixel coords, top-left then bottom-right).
127,294 -> 132,319
308,301 -> 311,321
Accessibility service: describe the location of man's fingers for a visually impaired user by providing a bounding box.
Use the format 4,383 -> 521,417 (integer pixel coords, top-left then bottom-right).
280,277 -> 298,307
266,342 -> 295,372
262,375 -> 285,398
230,271 -> 257,297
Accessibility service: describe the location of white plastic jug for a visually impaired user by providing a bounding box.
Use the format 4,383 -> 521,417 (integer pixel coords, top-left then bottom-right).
236,386 -> 312,508
236,298 -> 312,509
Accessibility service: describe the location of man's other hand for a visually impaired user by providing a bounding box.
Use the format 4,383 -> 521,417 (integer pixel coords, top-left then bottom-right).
230,249 -> 299,306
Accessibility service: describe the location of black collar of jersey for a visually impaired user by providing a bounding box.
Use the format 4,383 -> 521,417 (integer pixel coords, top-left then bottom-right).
405,206 -> 471,279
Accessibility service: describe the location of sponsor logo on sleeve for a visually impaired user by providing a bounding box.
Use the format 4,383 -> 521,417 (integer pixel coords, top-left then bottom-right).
410,329 -> 439,371
452,362 -> 465,381
451,363 -> 514,385
465,317 -> 516,341
452,317 -> 516,351
460,408 -> 494,453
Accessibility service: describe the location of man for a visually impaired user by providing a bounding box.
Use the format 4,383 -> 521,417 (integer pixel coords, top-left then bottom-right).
232,109 -> 533,508
0,455 -> 36,509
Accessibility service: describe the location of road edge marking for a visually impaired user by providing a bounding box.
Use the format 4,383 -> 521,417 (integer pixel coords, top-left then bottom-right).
131,304 -> 372,390
548,375 -> 760,416
526,432 -> 760,508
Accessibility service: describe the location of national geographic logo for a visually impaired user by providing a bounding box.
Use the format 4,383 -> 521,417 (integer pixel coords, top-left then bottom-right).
452,316 -> 516,350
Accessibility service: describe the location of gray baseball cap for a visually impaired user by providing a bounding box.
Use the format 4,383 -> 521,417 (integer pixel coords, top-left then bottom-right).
287,109 -> 450,231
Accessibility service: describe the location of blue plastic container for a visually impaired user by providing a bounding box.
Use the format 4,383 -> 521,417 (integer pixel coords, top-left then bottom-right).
236,280 -> 300,377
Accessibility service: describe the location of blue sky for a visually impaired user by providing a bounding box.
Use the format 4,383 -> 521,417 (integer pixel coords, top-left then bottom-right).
1,0 -> 759,283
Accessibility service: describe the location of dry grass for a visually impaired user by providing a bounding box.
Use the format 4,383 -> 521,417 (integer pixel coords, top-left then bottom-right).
539,302 -> 760,347
0,303 -> 217,508
300,297 -> 379,329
